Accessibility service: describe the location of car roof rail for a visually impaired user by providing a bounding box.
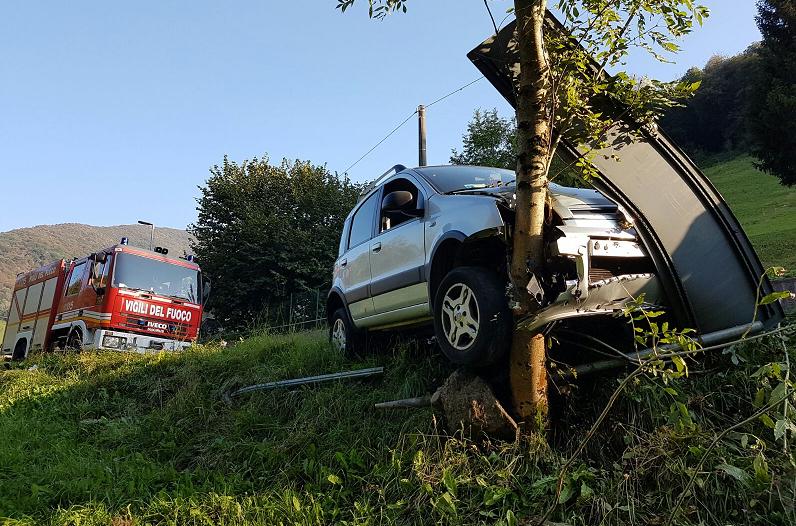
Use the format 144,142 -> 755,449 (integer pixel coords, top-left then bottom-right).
358,164 -> 407,201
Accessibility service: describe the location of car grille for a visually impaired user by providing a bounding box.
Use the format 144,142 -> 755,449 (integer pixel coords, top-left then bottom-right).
120,314 -> 190,338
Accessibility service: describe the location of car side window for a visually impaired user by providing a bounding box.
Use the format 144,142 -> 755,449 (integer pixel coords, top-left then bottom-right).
348,192 -> 379,249
65,262 -> 86,296
380,178 -> 422,233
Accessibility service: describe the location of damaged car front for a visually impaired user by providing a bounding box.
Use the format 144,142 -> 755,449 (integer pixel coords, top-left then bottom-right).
464,19 -> 784,355
446,173 -> 666,334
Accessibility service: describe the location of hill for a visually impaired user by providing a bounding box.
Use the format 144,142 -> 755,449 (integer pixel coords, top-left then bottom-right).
0,224 -> 192,317
702,155 -> 796,275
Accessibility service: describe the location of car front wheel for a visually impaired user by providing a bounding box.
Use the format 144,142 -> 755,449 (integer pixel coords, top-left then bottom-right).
433,266 -> 512,366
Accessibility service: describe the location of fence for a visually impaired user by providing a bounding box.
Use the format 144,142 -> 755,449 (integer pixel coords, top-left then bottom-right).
251,288 -> 329,333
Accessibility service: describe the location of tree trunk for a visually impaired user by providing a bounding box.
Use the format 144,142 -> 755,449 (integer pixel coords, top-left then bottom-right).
509,0 -> 551,426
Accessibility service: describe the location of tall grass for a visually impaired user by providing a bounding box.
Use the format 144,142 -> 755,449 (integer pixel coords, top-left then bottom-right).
1,329 -> 794,525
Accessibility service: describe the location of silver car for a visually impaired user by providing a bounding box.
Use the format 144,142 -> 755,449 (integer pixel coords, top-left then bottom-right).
327,164 -> 665,365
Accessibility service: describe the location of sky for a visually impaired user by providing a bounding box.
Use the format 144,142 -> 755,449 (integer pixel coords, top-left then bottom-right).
0,0 -> 761,232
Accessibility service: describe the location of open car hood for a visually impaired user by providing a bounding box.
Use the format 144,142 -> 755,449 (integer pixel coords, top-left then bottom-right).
468,18 -> 784,338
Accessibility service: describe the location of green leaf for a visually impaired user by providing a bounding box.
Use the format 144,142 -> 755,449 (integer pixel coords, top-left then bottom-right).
759,291 -> 791,305
774,419 -> 788,441
753,454 -> 771,484
716,463 -> 750,484
580,481 -> 594,500
771,382 -> 788,403
760,413 -> 776,429
327,474 -> 342,485
559,480 -> 574,504
442,468 -> 457,495
671,355 -> 687,375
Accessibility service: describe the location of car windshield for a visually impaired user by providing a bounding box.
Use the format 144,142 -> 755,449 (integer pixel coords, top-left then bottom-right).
112,253 -> 199,302
414,166 -> 515,193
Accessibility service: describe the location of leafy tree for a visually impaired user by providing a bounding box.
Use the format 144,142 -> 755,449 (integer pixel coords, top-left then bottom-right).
190,156 -> 360,327
452,107 -> 584,187
748,0 -> 796,186
661,50 -> 762,155
334,0 -> 706,422
450,109 -> 516,169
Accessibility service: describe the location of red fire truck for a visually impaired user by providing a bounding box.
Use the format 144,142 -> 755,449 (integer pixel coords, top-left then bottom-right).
2,240 -> 209,360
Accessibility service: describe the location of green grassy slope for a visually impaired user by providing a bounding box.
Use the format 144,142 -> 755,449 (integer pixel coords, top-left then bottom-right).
1,331 -> 793,525
702,155 -> 796,275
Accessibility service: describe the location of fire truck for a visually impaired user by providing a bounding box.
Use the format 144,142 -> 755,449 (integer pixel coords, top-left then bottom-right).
2,240 -> 210,360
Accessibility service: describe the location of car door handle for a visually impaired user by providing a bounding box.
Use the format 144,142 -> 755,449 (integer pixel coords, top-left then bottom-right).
371,242 -> 382,252
340,258 -> 347,267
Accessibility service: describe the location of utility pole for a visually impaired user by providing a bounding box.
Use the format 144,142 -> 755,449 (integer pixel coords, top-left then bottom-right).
418,104 -> 427,167
138,220 -> 154,251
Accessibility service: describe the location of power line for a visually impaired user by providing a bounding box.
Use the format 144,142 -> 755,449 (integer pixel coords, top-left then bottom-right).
426,76 -> 484,108
343,110 -> 417,175
342,76 -> 485,175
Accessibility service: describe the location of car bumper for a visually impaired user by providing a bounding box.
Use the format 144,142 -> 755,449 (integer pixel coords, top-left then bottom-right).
91,329 -> 193,353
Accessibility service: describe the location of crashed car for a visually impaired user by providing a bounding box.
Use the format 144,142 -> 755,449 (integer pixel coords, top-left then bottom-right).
327,164 -> 666,365
326,18 -> 784,368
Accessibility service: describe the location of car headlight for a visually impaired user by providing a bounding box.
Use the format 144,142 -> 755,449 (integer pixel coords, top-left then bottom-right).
102,335 -> 125,349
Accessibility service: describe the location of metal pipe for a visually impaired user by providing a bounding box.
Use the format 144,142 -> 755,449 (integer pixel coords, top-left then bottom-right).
227,367 -> 384,399
572,321 -> 765,377
374,395 -> 432,410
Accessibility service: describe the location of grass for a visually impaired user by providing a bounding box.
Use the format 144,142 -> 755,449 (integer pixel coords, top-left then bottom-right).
1,328 -> 795,525
702,154 -> 796,275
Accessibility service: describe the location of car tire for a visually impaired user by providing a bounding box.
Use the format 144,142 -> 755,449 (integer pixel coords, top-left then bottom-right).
329,307 -> 366,359
66,329 -> 83,351
11,338 -> 27,361
433,266 -> 512,366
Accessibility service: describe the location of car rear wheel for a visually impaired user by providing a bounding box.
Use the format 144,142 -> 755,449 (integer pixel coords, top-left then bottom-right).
330,307 -> 365,358
433,266 -> 512,366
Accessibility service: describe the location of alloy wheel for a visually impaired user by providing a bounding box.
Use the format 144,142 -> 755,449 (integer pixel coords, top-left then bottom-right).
440,283 -> 480,351
332,318 -> 347,352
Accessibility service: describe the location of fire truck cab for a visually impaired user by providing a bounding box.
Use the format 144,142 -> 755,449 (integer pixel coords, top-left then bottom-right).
3,242 -> 208,360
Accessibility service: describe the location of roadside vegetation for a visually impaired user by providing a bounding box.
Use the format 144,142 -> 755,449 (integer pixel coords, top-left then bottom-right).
2,325 -> 794,525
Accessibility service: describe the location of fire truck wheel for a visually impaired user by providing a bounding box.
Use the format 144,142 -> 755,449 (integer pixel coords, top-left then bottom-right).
11,339 -> 27,361
66,330 -> 83,351
329,307 -> 366,358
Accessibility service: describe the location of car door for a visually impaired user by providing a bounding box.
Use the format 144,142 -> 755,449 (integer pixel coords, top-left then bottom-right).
368,176 -> 429,318
341,191 -> 380,323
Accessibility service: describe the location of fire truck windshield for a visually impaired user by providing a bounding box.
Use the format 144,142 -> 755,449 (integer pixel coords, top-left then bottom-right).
112,253 -> 199,302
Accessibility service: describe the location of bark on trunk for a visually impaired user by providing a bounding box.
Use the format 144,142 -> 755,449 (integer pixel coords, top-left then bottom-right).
509,0 -> 551,425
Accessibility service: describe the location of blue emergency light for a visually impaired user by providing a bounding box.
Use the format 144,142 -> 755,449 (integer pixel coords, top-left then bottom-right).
120,237 -> 129,245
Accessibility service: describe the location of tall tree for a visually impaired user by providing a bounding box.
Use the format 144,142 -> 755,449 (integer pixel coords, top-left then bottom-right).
190,156 -> 360,327
748,0 -> 796,186
661,49 -> 762,156
335,0 -> 705,424
450,108 -> 516,169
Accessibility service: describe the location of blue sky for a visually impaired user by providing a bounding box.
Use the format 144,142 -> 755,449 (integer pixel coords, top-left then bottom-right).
0,0 -> 760,232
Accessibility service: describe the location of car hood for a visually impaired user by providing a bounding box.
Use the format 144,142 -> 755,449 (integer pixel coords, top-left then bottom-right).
456,183 -> 616,213
467,17 -> 783,338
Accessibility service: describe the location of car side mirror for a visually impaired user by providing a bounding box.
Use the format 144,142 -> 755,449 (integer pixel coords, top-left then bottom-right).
382,190 -> 423,217
202,276 -> 212,305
